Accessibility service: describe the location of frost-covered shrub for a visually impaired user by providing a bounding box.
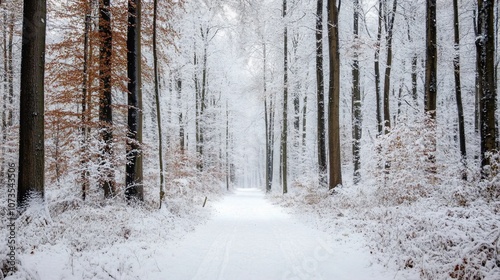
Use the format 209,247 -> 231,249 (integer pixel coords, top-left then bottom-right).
373,117 -> 437,205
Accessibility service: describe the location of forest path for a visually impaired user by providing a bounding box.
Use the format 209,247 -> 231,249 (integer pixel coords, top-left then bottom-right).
151,188 -> 394,280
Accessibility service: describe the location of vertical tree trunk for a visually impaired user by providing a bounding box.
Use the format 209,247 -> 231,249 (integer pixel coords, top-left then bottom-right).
477,0 -> 497,171
352,0 -> 362,184
226,100 -> 230,191
199,31 -> 208,172
126,0 -> 144,201
81,7 -> 91,200
374,0 -> 383,135
383,0 -> 397,134
316,0 -> 327,186
177,79 -> 184,153
424,0 -> 437,173
264,42 -> 273,193
99,0 -> 115,198
153,0 -> 165,207
453,0 -> 467,179
281,0 -> 288,194
327,0 -> 342,189
18,0 -> 46,207
425,0 -> 437,119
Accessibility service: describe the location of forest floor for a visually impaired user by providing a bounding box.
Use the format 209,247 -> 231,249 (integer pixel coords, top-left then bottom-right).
6,187 -> 415,280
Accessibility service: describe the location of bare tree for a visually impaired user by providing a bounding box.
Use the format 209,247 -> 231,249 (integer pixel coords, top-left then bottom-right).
18,0 -> 47,206
126,0 -> 144,201
327,0 -> 342,189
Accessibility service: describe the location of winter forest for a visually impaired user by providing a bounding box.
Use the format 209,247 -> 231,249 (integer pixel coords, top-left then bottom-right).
0,0 -> 499,279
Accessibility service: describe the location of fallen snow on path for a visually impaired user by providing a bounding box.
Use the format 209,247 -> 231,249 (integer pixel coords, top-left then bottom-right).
8,188 -> 408,280
149,188 -> 399,280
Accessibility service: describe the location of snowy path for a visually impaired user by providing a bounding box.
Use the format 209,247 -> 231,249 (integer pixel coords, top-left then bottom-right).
149,188 -> 397,280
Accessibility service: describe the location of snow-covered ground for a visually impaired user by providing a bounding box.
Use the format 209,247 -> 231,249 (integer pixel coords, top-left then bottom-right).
4,188 -> 413,280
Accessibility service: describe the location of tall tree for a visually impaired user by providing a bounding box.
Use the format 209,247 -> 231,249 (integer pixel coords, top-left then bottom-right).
476,0 -> 497,171
424,0 -> 437,172
453,0 -> 467,178
382,0 -> 397,134
18,0 -> 47,206
264,41 -> 274,193
352,0 -> 362,184
327,0 -> 342,189
424,0 -> 437,119
281,0 -> 288,194
316,0 -> 327,186
153,0 -> 165,207
126,0 -> 144,201
99,0 -> 115,198
374,0 -> 383,135
81,1 -> 92,200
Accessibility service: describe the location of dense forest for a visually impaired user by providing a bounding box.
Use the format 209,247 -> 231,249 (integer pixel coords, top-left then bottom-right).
0,0 -> 499,279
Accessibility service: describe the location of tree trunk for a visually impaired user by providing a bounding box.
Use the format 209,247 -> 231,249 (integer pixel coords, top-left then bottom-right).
281,0 -> 288,194
153,0 -> 165,207
477,0 -> 497,171
383,0 -> 397,134
126,0 -> 144,201
374,0 -> 383,135
316,0 -> 327,186
18,0 -> 47,207
99,0 -> 115,198
453,0 -> 467,179
352,0 -> 362,184
424,0 -> 438,177
425,0 -> 437,119
327,0 -> 342,189
264,42 -> 273,193
81,8 -> 91,200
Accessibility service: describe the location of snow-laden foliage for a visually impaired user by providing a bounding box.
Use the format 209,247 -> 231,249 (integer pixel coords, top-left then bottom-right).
271,118 -> 500,280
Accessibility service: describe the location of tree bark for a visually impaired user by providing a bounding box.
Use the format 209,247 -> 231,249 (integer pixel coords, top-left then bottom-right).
316,0 -> 327,186
352,0 -> 362,184
126,0 -> 144,201
453,0 -> 467,179
18,0 -> 47,207
99,0 -> 115,198
281,0 -> 288,194
383,0 -> 397,134
153,0 -> 165,207
424,0 -> 437,174
327,0 -> 342,189
477,0 -> 497,171
374,0 -> 383,135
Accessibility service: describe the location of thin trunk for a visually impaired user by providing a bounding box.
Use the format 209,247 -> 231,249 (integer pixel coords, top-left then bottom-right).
383,0 -> 397,134
281,0 -> 288,194
177,79 -> 184,153
226,100 -> 230,191
99,0 -> 115,198
352,0 -> 361,184
327,0 -> 342,189
316,0 -> 327,186
425,0 -> 437,118
81,10 -> 91,200
302,93 -> 307,150
453,0 -> 467,179
153,0 -> 165,207
126,0 -> 144,201
425,0 -> 437,173
194,50 -> 201,168
18,0 -> 47,207
199,31 -> 208,172
264,42 -> 272,193
374,0 -> 383,135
